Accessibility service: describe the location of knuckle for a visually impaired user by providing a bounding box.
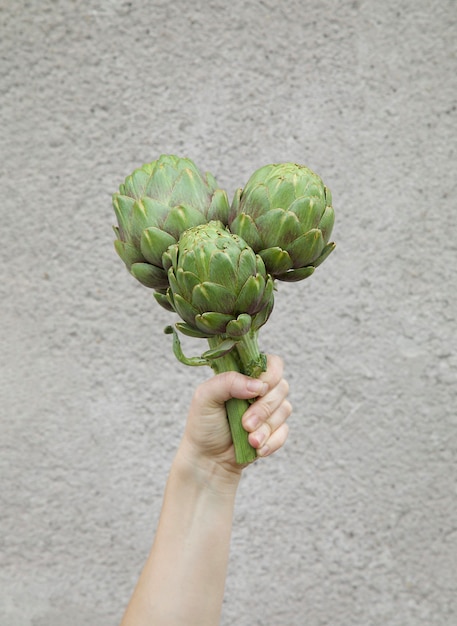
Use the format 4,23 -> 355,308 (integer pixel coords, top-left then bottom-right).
256,399 -> 273,422
218,370 -> 239,396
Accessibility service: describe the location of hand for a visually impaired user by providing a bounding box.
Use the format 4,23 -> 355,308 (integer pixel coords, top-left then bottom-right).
179,355 -> 291,474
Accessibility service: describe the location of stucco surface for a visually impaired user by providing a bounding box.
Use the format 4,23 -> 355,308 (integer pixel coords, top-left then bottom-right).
1,1 -> 456,624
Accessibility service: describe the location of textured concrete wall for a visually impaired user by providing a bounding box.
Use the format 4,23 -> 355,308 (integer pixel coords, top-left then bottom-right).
1,1 -> 456,624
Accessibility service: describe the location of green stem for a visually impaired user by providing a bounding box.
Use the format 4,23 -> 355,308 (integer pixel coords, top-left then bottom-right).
234,329 -> 267,378
207,336 -> 257,464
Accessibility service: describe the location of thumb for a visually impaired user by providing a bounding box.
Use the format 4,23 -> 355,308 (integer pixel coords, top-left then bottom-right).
196,371 -> 269,407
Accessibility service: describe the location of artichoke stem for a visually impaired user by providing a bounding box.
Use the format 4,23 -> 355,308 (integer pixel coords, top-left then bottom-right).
207,336 -> 257,464
225,397 -> 257,465
234,330 -> 267,379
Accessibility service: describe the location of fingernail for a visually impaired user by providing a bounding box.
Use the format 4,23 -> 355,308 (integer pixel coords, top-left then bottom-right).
246,380 -> 267,395
253,430 -> 266,447
257,444 -> 270,457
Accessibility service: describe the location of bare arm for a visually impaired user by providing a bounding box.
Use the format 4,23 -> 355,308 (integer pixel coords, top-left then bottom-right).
120,355 -> 291,626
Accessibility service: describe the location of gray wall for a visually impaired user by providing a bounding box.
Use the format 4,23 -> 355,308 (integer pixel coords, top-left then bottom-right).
1,1 -> 456,624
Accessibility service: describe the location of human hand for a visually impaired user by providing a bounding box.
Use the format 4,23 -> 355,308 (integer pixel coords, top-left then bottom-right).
179,355 -> 291,475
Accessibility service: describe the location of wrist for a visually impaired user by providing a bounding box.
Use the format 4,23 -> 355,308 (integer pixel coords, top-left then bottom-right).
174,438 -> 243,496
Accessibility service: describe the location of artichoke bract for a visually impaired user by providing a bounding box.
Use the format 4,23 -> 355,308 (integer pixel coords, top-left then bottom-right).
229,162 -> 335,282
112,155 -> 230,309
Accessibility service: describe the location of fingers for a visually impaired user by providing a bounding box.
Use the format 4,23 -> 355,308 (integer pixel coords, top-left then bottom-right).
242,365 -> 292,457
255,422 -> 289,457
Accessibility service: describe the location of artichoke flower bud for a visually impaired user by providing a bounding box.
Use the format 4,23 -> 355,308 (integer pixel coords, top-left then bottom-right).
112,155 -> 230,308
228,162 -> 335,282
163,221 -> 275,339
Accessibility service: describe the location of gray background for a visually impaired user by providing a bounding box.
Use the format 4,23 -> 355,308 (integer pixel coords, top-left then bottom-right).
1,0 -> 456,624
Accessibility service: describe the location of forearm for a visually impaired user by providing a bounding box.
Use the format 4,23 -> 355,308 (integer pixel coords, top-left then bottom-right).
120,442 -> 242,626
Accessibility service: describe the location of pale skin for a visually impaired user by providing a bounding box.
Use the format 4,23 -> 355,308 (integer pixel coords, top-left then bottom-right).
120,354 -> 291,626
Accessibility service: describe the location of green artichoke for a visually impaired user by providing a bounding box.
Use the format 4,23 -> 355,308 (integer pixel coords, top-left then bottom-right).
112,154 -> 230,309
163,221 -> 274,343
228,162 -> 335,282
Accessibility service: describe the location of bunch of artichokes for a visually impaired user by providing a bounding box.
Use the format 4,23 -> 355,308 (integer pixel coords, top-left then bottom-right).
113,154 -> 335,463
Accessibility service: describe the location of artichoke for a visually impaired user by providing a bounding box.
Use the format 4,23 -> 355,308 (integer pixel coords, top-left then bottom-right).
228,162 -> 335,282
163,221 -> 274,344
112,154 -> 230,309
163,221 -> 275,463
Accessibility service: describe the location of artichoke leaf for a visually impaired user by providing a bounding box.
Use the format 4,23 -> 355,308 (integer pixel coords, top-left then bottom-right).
175,321 -> 209,338
154,290 -> 175,312
165,244 -> 179,270
139,196 -> 172,224
129,198 -> 166,246
144,161 -> 175,201
318,205 -> 335,243
312,241 -> 336,268
114,239 -> 145,269
164,325 -> 210,367
146,158 -> 199,200
269,179 -> 296,210
130,262 -> 169,290
324,185 -> 332,206
140,227 -> 176,267
288,196 -> 325,231
258,247 -> 293,275
167,267 -> 180,295
251,296 -> 274,330
121,165 -> 153,200
256,275 -> 275,312
243,163 -> 273,188
202,338 -> 238,360
236,247 -> 258,285
207,189 -> 230,224
208,250 -> 237,286
287,229 -> 325,268
177,246 -> 200,276
256,208 -> 301,248
112,194 -> 135,239
295,174 -> 324,199
255,253 -> 267,276
234,274 -> 266,315
226,314 -> 252,338
164,204 -> 207,240
172,293 -> 201,326
169,168 -> 209,208
192,282 -> 236,314
229,213 -> 263,251
195,312 -> 234,335
192,241 -> 214,279
242,183 -> 270,218
205,170 -> 218,189
175,267 -> 201,300
276,266 -> 315,282
229,187 -> 242,222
